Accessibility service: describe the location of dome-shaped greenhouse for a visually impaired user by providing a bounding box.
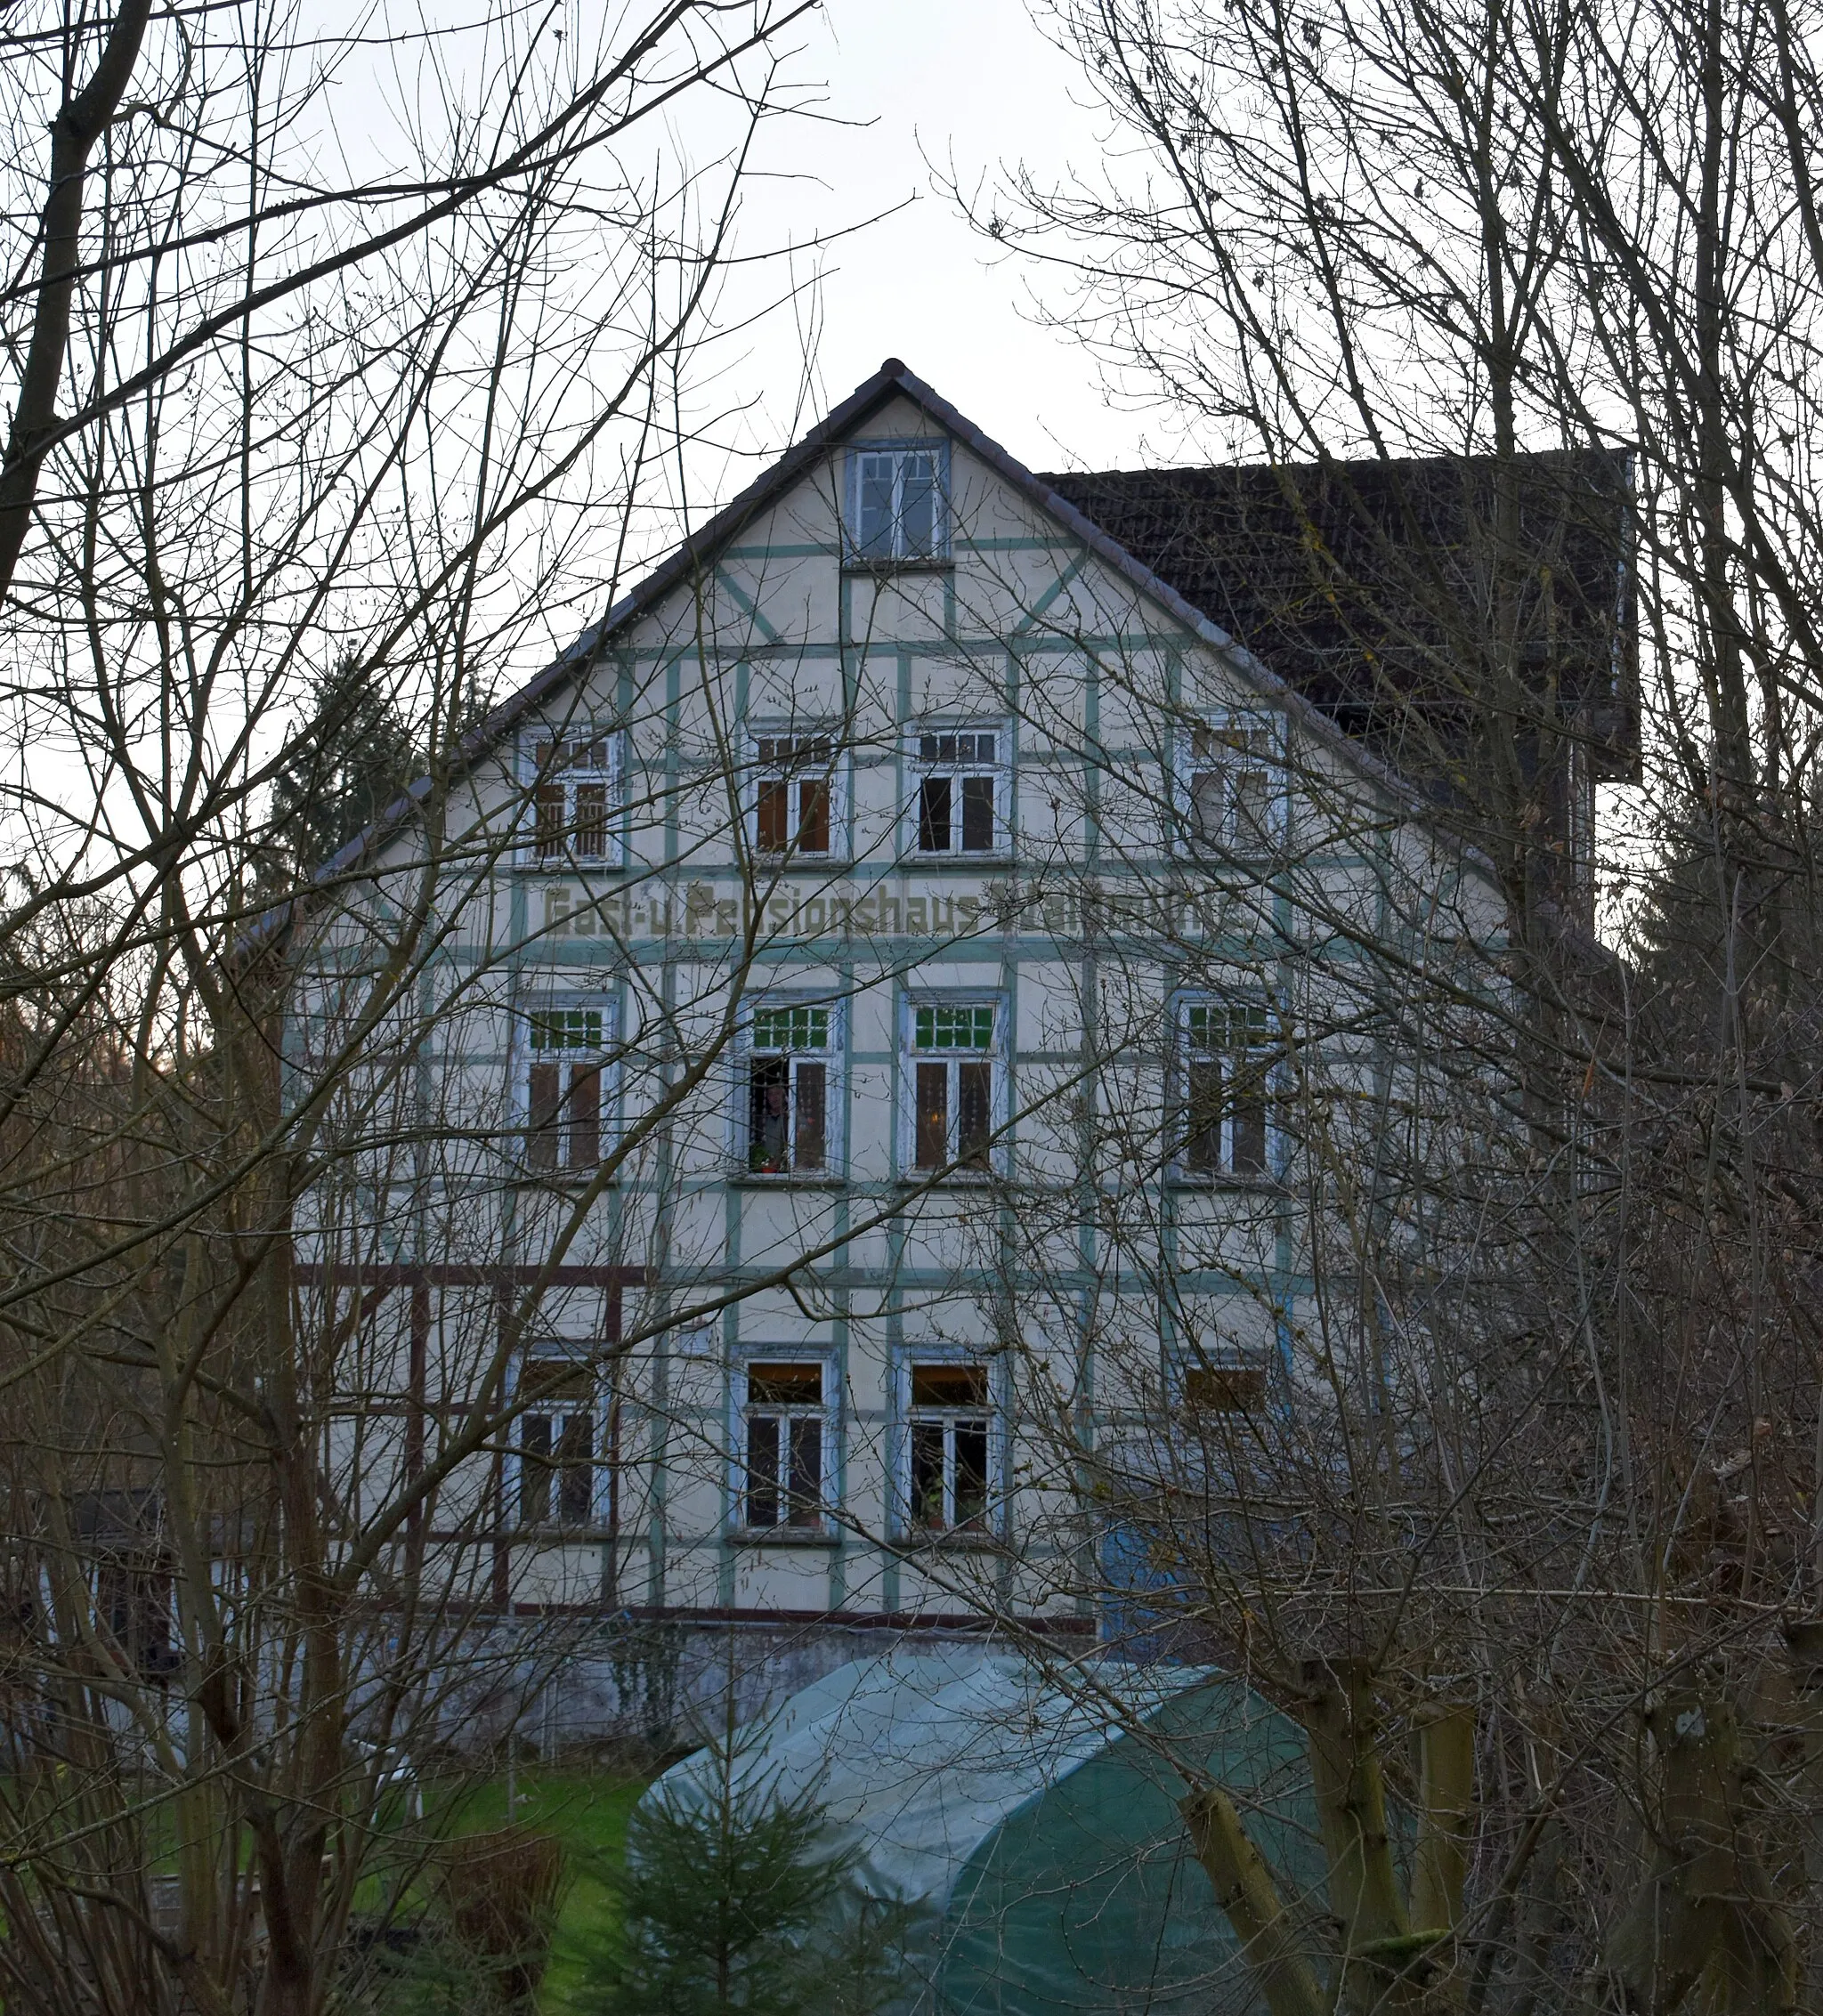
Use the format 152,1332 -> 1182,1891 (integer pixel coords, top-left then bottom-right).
642,1648 -> 1323,2013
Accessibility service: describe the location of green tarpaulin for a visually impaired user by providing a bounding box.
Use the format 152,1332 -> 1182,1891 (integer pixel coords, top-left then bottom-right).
644,1648 -> 1324,2013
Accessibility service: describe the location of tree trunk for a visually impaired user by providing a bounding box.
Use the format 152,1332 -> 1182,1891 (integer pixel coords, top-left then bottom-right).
0,0 -> 153,600
1182,1785 -> 1329,2016
1601,1688 -> 1796,2013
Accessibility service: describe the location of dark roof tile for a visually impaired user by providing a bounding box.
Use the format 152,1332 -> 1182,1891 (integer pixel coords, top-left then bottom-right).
1041,450 -> 1637,791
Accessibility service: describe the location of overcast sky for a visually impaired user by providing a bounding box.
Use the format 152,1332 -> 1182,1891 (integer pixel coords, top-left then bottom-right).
689,0 -> 1163,481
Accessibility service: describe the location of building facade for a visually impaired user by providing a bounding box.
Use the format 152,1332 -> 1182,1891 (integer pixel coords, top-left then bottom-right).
288,360 -> 1623,1715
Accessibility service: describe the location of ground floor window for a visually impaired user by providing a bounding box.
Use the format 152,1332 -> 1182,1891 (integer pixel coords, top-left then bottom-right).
94,1559 -> 176,1678
516,1363 -> 600,1527
741,1361 -> 827,1529
906,1362 -> 992,1534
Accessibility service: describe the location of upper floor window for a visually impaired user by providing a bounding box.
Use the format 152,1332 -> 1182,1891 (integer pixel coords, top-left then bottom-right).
523,732 -> 622,867
848,442 -> 949,563
1175,717 -> 1279,851
746,1003 -> 835,1178
752,733 -> 834,857
1178,998 -> 1274,1178
912,730 -> 1005,855
908,1000 -> 1001,1177
906,1362 -> 993,1535
523,1000 -> 614,1174
515,1360 -> 604,1528
741,1361 -> 829,1531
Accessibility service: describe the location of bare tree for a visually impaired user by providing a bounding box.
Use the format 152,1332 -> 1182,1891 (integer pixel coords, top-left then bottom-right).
871,0 -> 1823,2004
0,4 -> 846,2012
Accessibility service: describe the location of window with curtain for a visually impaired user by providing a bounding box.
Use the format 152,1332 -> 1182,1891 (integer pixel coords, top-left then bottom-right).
849,443 -> 948,562
1177,717 -> 1277,850
752,733 -> 834,855
526,733 -> 621,864
523,1001 -> 612,1173
909,1002 -> 998,1175
746,1005 -> 834,1177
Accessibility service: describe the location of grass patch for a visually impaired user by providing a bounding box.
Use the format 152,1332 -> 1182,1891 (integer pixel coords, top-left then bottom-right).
445,1769 -> 649,2012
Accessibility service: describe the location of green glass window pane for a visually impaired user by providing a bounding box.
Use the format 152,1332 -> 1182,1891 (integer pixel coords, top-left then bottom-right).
530,1008 -> 603,1052
1186,1001 -> 1272,1053
753,1006 -> 830,1052
917,1004 -> 994,1051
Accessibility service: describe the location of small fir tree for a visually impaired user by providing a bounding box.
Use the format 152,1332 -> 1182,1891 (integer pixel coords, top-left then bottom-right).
576,1736 -> 904,2016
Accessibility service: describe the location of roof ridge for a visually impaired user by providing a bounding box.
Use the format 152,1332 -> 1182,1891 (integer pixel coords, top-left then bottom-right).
290,356 -> 1490,905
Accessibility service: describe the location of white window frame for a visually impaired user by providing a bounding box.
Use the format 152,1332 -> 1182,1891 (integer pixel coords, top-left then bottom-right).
731,1355 -> 835,1535
1171,994 -> 1279,1181
1172,711 -> 1284,854
514,993 -> 619,1177
739,999 -> 843,1180
748,726 -> 846,861
846,439 -> 951,564
516,727 -> 626,870
893,1354 -> 1001,1540
901,994 -> 1007,1181
510,1352 -> 612,1531
905,724 -> 1011,861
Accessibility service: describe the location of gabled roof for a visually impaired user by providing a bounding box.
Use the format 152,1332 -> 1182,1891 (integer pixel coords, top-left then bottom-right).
308,358 -> 1480,893
1043,455 -> 1637,790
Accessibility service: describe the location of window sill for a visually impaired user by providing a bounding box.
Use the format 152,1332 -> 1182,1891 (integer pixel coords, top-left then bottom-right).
1171,842 -> 1284,865
898,1170 -> 1002,1188
513,1173 -> 619,1192
514,857 -> 628,874
895,1529 -> 1000,1553
1164,1171 -> 1280,1191
729,1170 -> 846,1189
728,1527 -> 840,1549
841,555 -> 954,576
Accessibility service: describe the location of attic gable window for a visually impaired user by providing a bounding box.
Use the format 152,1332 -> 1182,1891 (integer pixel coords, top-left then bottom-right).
523,732 -> 622,867
848,443 -> 949,564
